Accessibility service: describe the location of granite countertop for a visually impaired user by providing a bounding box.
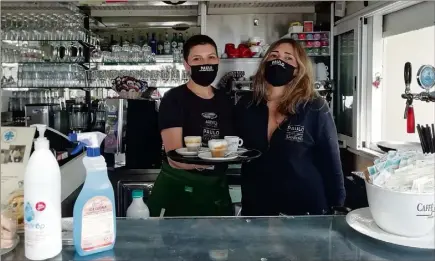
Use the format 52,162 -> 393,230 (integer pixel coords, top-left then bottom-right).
3,216 -> 434,261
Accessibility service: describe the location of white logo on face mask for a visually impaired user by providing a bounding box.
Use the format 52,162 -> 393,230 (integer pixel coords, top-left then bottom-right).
199,66 -> 214,72
271,59 -> 286,68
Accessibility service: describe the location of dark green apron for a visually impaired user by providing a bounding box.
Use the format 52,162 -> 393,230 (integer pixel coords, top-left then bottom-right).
147,161 -> 233,217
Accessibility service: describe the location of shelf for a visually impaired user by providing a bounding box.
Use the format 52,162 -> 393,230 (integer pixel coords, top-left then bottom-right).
1,86 -> 109,90
1,39 -> 95,49
89,86 -> 179,89
289,31 -> 330,34
2,62 -> 87,65
294,39 -> 329,42
91,62 -> 182,66
220,58 -> 262,61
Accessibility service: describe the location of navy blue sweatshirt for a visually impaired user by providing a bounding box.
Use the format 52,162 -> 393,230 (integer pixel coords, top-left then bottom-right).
234,94 -> 346,216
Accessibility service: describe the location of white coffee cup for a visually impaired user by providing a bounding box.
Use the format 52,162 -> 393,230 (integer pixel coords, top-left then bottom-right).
184,136 -> 202,152
224,136 -> 244,153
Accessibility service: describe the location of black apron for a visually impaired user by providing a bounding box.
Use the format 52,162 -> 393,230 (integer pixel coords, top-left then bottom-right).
147,162 -> 233,217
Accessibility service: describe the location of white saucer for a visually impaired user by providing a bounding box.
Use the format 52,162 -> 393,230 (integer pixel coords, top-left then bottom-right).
198,152 -> 238,161
346,207 -> 434,249
176,148 -> 200,156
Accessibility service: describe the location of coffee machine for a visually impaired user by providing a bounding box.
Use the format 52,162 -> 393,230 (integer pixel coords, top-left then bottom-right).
25,103 -> 59,128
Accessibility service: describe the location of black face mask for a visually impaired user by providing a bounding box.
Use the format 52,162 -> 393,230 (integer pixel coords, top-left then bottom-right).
264,59 -> 296,87
189,64 -> 219,87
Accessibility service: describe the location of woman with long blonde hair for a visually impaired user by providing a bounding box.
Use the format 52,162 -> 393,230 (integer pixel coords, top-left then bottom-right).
235,38 -> 345,216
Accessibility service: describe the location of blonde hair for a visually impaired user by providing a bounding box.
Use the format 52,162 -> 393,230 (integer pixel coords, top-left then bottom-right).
252,38 -> 317,115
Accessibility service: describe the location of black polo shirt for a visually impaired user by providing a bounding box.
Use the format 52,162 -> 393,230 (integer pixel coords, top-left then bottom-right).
159,84 -> 235,144
158,84 -> 235,172
234,93 -> 346,216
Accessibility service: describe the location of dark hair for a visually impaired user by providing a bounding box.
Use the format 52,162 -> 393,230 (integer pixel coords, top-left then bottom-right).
183,34 -> 218,61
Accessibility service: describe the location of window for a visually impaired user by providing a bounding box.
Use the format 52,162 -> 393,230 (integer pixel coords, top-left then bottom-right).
358,1 -> 435,152
333,17 -> 362,149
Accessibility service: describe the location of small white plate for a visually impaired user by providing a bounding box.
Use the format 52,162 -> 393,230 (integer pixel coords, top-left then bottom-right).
176,148 -> 200,156
346,207 -> 434,249
198,152 -> 238,161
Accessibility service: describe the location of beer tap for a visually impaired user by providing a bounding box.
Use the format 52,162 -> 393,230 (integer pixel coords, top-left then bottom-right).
402,62 -> 415,133
402,63 -> 435,102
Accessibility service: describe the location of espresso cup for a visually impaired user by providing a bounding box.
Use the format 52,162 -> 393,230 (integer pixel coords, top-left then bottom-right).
208,139 -> 228,158
184,136 -> 202,152
224,136 -> 244,153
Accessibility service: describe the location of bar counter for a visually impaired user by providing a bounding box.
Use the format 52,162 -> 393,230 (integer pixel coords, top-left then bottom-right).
4,216 -> 434,261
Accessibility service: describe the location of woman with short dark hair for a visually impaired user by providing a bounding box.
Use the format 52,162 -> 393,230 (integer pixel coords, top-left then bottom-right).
147,35 -> 235,217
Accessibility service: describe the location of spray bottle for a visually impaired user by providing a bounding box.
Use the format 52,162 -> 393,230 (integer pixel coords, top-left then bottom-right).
24,124 -> 62,260
68,132 -> 116,256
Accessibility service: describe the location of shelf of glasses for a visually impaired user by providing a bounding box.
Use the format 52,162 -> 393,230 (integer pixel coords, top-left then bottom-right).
1,86 -> 109,90
91,62 -> 183,66
2,2 -> 82,12
2,39 -> 95,48
2,62 -> 89,65
89,86 -> 179,89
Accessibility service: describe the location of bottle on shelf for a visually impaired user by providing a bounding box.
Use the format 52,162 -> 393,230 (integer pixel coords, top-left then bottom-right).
126,190 -> 150,219
185,31 -> 189,41
178,32 -> 185,53
149,33 -> 157,54
110,34 -> 116,46
171,33 -> 178,53
145,33 -> 150,46
157,34 -> 164,55
164,32 -> 171,54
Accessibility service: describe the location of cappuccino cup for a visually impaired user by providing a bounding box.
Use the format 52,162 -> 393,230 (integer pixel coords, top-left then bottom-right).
184,136 -> 202,152
224,136 -> 243,153
208,139 -> 228,158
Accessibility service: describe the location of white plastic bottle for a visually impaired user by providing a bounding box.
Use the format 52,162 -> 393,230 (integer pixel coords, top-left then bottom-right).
126,190 -> 150,219
24,124 -> 62,260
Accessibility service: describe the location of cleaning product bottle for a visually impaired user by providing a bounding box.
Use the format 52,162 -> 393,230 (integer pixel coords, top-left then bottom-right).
126,190 -> 150,219
24,124 -> 62,260
69,132 -> 116,256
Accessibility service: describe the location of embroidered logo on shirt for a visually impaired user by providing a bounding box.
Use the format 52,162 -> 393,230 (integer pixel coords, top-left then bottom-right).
285,124 -> 305,142
205,120 -> 218,128
202,112 -> 217,119
201,112 -> 220,143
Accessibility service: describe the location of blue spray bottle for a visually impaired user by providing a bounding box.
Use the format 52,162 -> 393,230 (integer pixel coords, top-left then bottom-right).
69,132 -> 116,256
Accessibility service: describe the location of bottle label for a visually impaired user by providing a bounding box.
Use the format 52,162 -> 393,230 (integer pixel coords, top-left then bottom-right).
171,41 -> 177,49
164,42 -> 171,54
24,199 -> 60,248
81,196 -> 114,251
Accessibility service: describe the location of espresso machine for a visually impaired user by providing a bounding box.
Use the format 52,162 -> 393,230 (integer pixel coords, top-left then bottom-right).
25,103 -> 60,129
